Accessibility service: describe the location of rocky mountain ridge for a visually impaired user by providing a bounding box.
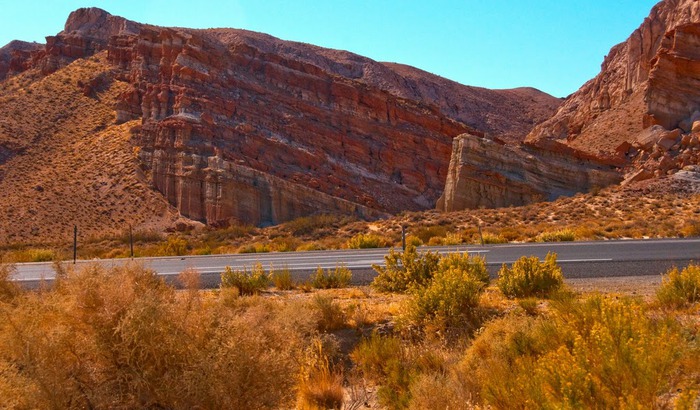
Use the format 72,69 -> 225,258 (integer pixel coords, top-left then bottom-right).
439,0 -> 700,211
0,7 -> 560,241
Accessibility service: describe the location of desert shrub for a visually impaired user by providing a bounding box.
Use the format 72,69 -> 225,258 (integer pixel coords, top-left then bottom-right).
313,295 -> 346,331
404,235 -> 423,247
498,253 -> 563,298
0,263 -> 315,409
482,232 -> 507,244
372,245 -> 440,293
286,214 -> 342,237
158,236 -> 189,256
352,334 -> 413,409
0,264 -> 20,301
220,263 -> 270,295
408,373 -> 474,410
657,264 -> 700,307
8,248 -> 56,262
536,229 -> 575,242
413,225 -> 448,244
237,242 -> 271,253
346,233 -> 389,249
456,296 -> 699,408
518,297 -> 539,315
680,220 -> 700,238
117,229 -> 163,244
407,266 -> 484,333
296,242 -> 325,251
310,265 -> 352,289
427,232 -> 462,246
297,338 -> 344,409
270,236 -> 299,252
438,252 -> 490,285
271,265 -> 295,290
201,223 -> 254,243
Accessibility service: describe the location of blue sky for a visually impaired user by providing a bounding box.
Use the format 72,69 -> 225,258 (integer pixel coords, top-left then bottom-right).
0,0 -> 659,97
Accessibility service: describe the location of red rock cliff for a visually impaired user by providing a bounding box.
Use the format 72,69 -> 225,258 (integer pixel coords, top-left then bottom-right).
527,0 -> 700,155
0,7 -> 561,228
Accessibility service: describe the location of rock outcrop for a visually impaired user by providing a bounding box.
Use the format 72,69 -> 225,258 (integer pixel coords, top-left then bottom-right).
437,134 -> 622,211
0,7 -> 561,228
0,40 -> 43,81
526,0 -> 700,155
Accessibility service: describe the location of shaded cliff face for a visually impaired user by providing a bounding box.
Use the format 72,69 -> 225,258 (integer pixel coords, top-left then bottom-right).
437,134 -> 622,211
0,7 -> 560,237
526,0 -> 700,155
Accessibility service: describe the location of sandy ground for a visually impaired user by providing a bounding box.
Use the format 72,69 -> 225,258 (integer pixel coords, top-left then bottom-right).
566,275 -> 663,299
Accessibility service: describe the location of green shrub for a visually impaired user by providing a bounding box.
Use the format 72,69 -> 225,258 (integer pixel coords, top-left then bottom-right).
220,263 -> 269,295
372,246 -> 440,293
536,229 -> 575,242
656,264 -> 700,307
407,266 -> 484,333
346,233 -> 389,249
498,253 -> 563,298
438,252 -> 490,285
310,265 -> 352,289
271,265 -> 295,290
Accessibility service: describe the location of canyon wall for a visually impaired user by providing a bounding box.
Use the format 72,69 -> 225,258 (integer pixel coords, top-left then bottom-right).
23,7 -> 558,226
437,134 -> 622,211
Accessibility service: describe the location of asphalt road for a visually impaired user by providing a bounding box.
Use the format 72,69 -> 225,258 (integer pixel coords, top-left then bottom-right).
10,238 -> 700,289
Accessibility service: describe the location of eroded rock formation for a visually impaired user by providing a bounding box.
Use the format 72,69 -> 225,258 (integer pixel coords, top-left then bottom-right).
437,134 -> 622,211
0,7 -> 561,227
526,0 -> 700,155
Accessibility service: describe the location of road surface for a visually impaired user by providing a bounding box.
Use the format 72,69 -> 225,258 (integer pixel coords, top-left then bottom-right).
10,238 -> 700,288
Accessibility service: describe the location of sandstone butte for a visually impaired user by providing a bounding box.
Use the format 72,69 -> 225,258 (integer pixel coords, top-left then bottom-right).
0,7 -> 563,243
439,0 -> 700,211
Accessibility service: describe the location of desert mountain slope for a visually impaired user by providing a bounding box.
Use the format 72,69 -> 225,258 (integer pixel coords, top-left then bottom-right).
0,54 -> 179,243
439,0 -> 700,212
0,7 -> 560,243
526,0 -> 700,154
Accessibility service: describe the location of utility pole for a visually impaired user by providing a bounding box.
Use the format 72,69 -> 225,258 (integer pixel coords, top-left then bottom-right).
73,225 -> 78,264
129,224 -> 134,259
401,225 -> 407,251
478,224 -> 484,246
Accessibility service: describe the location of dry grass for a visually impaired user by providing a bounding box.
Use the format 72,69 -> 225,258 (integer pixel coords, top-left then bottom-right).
0,258 -> 697,408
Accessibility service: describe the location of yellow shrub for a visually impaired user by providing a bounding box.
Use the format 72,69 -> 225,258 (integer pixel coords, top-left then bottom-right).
457,296 -> 699,409
657,264 -> 700,307
498,253 -> 563,298
346,233 -> 390,249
